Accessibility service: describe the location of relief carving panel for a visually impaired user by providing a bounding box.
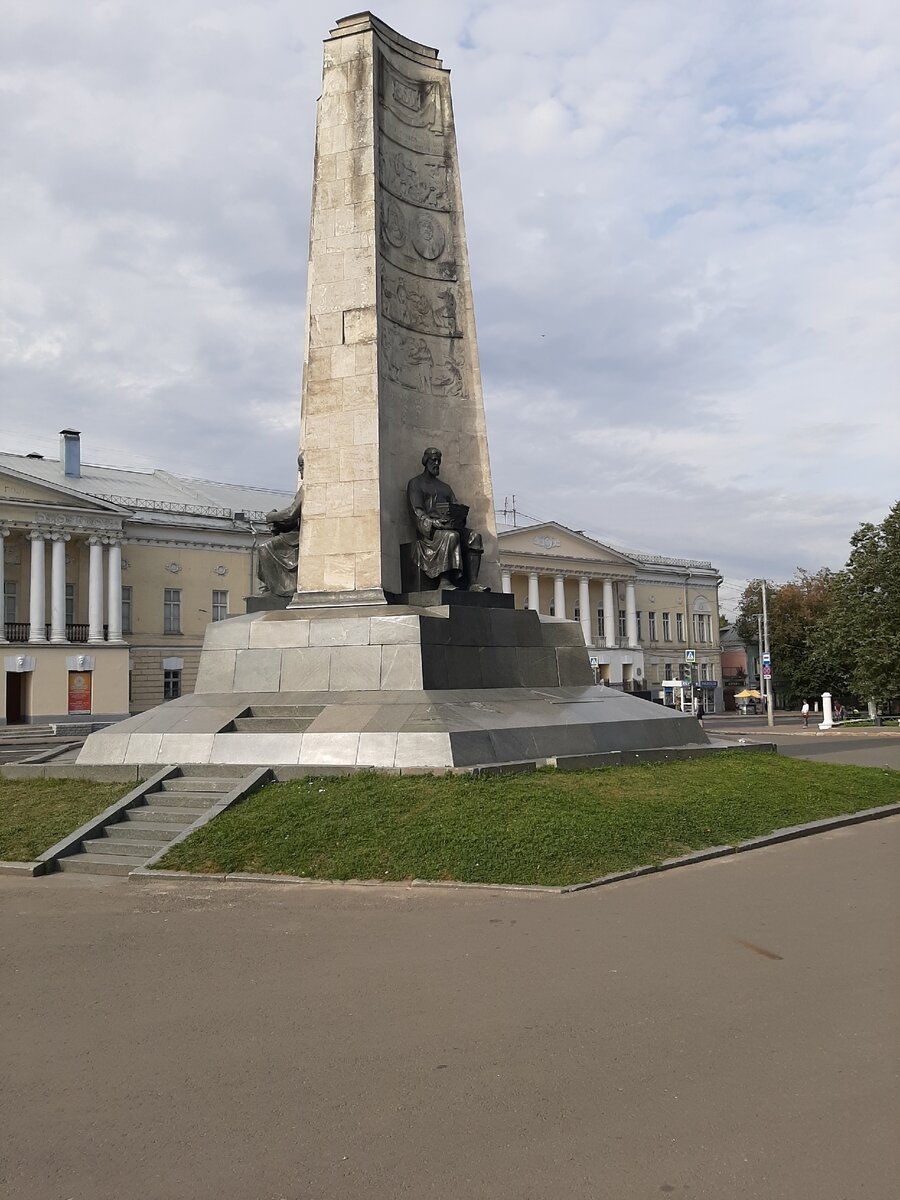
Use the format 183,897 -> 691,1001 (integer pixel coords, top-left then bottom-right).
377,54 -> 446,154
379,323 -> 468,398
379,193 -> 455,280
379,138 -> 451,212
380,264 -> 460,338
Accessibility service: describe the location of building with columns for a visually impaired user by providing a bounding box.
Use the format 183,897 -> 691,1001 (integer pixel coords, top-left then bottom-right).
2,433 -> 724,723
498,522 -> 724,709
1,432 -> 292,725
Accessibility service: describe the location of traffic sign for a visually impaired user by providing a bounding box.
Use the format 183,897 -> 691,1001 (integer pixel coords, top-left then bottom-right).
684,649 -> 696,663
762,653 -> 771,667
762,665 -> 772,678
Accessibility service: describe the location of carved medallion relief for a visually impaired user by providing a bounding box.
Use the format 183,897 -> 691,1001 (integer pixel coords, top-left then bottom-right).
379,194 -> 455,279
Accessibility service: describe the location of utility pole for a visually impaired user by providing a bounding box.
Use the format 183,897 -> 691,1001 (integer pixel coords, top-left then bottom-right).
761,580 -> 774,728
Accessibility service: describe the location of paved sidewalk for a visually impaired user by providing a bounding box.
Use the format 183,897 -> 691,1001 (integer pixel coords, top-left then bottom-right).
2,818 -> 898,1200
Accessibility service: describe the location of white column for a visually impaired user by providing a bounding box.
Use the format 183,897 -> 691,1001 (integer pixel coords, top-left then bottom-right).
603,579 -> 615,648
28,530 -> 47,643
626,580 -> 639,647
818,691 -> 833,731
501,569 -> 512,594
553,574 -> 566,619
527,571 -> 540,612
579,576 -> 591,647
0,528 -> 8,644
106,539 -> 124,643
49,532 -> 70,643
88,535 -> 105,644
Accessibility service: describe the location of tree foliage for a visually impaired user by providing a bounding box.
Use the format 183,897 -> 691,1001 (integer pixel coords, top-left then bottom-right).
821,502 -> 900,703
734,502 -> 900,706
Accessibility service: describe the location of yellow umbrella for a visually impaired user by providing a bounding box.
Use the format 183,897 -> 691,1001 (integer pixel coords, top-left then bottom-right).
734,689 -> 762,699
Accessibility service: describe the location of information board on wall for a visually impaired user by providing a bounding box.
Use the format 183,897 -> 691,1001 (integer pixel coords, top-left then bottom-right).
67,671 -> 92,714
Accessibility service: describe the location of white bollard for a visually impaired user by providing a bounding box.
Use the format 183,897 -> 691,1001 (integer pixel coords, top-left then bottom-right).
818,691 -> 833,731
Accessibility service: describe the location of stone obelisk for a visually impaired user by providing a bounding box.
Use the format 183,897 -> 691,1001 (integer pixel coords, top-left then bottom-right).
293,12 -> 500,606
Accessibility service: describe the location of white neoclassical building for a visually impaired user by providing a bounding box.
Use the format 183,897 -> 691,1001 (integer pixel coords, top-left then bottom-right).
497,522 -> 724,709
1,431 -> 291,725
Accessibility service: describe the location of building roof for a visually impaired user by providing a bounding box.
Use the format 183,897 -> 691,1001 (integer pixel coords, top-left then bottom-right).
0,450 -> 294,526
497,519 -> 718,574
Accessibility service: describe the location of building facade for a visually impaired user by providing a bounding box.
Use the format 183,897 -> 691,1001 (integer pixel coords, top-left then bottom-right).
2,433 -> 724,722
498,523 -> 724,710
1,432 -> 292,725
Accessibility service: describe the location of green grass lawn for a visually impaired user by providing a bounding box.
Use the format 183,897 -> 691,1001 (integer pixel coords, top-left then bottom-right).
0,778 -> 127,862
155,752 -> 899,887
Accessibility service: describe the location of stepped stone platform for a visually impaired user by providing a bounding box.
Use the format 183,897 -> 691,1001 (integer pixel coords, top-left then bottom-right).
77,598 -> 709,771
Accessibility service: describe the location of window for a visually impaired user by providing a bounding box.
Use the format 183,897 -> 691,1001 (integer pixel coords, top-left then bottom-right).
163,669 -> 182,700
212,589 -> 229,622
676,612 -> 685,642
163,588 -> 182,634
121,585 -> 133,635
648,612 -> 657,641
618,609 -> 627,638
662,612 -> 671,640
694,614 -> 712,644
636,612 -> 642,641
700,662 -> 708,681
65,583 -> 75,625
573,605 -> 580,620
4,581 -> 16,623
665,662 -> 673,680
596,607 -> 605,640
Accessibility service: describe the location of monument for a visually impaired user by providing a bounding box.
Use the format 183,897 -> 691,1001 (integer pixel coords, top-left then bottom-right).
78,13 -> 709,772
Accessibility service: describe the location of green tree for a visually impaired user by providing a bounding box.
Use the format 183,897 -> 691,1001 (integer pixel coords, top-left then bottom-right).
736,570 -> 839,705
818,502 -> 900,706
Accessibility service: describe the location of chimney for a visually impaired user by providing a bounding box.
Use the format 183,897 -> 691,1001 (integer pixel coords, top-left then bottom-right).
59,429 -> 81,478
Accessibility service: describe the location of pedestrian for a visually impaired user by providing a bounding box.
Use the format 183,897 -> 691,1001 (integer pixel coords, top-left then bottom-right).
801,700 -> 810,727
696,701 -> 705,725
833,701 -> 845,723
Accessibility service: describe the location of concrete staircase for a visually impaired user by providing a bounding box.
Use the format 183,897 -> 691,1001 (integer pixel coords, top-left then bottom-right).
0,726 -> 85,765
57,767 -> 255,877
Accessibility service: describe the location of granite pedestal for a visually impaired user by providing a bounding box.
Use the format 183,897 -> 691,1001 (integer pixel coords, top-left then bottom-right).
78,599 -> 709,770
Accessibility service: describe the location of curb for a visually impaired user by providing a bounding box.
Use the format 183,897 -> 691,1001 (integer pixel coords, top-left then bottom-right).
561,802 -> 900,892
0,861 -> 47,877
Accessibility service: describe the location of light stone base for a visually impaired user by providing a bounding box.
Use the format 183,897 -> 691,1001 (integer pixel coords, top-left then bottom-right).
77,606 -> 709,770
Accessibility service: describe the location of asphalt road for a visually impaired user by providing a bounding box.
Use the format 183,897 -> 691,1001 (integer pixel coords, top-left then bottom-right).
705,715 -> 900,769
3,817 -> 898,1200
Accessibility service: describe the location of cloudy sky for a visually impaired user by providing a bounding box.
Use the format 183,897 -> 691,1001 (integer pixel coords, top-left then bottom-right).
2,1 -> 898,614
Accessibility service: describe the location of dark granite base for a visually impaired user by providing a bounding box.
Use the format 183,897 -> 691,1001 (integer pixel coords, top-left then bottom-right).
245,594 -> 290,613
389,589 -> 514,609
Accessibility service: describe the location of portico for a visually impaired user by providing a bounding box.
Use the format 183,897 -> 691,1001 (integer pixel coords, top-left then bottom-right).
499,522 -> 724,705
2,495 -> 130,723
3,523 -> 127,647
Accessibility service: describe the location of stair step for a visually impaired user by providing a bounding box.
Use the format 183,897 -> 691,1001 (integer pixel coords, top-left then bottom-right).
160,778 -> 234,793
106,821 -> 182,842
142,792 -> 221,808
231,718 -> 310,733
59,854 -> 146,876
127,808 -> 203,826
247,706 -> 323,719
83,838 -> 168,858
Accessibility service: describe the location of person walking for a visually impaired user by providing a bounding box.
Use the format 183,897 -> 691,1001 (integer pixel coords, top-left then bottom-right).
695,701 -> 705,725
801,700 -> 810,727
